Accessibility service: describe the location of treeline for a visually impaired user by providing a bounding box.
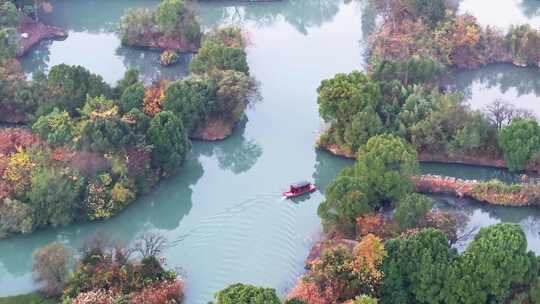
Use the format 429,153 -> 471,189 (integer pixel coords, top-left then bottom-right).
0,26 -> 254,238
371,0 -> 540,69
317,57 -> 540,173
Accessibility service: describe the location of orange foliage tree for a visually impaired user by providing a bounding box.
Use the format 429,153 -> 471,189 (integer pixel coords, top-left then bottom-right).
143,80 -> 168,116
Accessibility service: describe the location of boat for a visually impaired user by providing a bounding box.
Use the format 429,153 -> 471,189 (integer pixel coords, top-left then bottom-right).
283,181 -> 317,198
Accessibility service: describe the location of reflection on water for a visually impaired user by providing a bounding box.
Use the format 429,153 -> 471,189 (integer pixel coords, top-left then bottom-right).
434,195 -> 540,252
196,0 -> 341,35
459,0 -> 540,28
196,118 -> 263,174
420,161 -> 520,183
444,64 -> 540,118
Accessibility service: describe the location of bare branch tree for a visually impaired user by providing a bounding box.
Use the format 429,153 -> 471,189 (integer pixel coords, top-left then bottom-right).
80,231 -> 111,255
485,99 -> 534,130
132,232 -> 168,259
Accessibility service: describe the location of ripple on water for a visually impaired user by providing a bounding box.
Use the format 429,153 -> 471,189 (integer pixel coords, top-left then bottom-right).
165,192 -> 315,303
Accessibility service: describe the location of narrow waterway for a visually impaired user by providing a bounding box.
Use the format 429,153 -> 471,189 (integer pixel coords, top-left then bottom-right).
1,1 -> 540,303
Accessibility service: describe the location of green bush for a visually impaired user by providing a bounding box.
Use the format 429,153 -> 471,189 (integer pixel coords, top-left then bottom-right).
190,40 -> 249,74
498,118 -> 540,171
211,283 -> 281,304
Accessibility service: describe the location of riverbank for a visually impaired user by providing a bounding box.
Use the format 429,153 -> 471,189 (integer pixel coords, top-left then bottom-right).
190,116 -> 235,141
317,139 -> 540,174
122,30 -> 200,53
414,175 -> 540,207
17,18 -> 67,57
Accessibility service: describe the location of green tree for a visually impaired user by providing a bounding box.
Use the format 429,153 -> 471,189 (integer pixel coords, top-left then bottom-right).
32,108 -> 76,146
27,166 -> 85,228
0,1 -> 20,28
393,193 -> 432,230
212,69 -> 252,120
147,111 -> 191,172
498,119 -> 540,171
119,82 -> 145,113
211,283 -> 281,304
190,40 -> 249,74
381,229 -> 455,304
355,134 -> 418,203
407,0 -> 447,27
319,135 -> 418,234
0,27 -> 19,63
318,167 -> 372,233
115,68 -> 140,99
453,223 -> 537,304
155,0 -> 185,35
448,112 -> 492,154
318,70 -> 380,125
163,75 -> 213,133
47,64 -> 111,115
371,56 -> 444,87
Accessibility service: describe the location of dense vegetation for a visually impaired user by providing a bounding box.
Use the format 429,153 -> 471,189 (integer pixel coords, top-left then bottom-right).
28,234 -> 184,303
317,60 -> 540,173
119,0 -> 201,53
371,0 -> 540,69
307,2 -> 540,303
294,134 -> 540,303
0,25 -> 253,238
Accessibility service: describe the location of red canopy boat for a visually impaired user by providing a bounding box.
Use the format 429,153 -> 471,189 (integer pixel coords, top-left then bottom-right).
283,181 -> 317,198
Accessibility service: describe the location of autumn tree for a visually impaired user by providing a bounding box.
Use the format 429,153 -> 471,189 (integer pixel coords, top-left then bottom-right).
33,241 -> 73,296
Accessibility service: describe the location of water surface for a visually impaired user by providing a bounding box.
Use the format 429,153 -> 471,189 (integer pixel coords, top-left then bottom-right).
3,0 -> 540,302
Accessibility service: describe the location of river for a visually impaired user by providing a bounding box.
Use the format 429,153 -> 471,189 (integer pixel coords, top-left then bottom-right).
1,0 -> 540,302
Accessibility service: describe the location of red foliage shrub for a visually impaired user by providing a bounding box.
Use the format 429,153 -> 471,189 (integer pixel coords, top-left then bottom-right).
0,128 -> 41,156
287,280 -> 337,304
130,280 -> 184,304
126,148 -> 152,177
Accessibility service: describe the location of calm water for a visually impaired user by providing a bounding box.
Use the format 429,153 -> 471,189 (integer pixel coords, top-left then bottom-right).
2,0 -> 540,302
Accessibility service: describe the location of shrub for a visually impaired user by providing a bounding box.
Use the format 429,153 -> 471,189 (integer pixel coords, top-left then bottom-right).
159,50 -> 179,66
190,39 -> 249,74
0,197 -> 33,237
32,108 -> 76,146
